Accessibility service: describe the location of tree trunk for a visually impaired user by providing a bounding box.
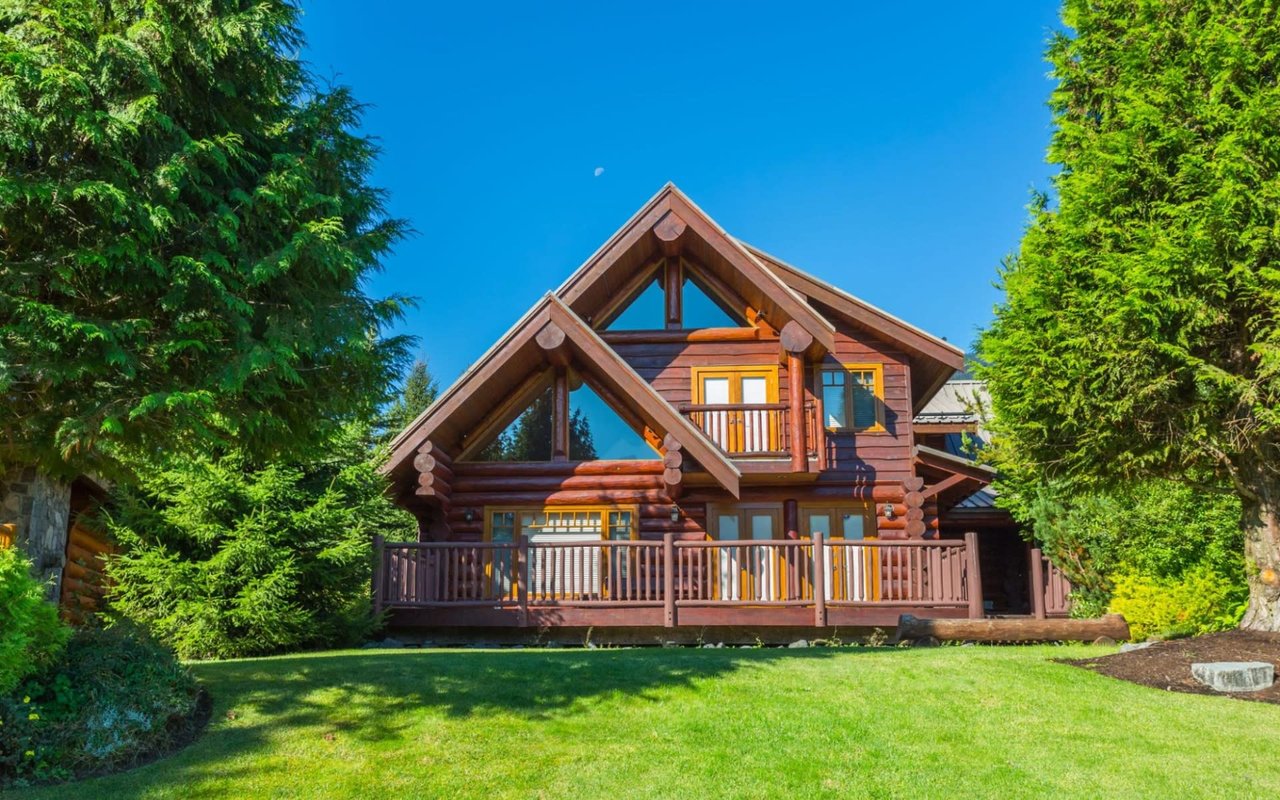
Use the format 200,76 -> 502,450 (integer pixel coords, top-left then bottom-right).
1240,461 -> 1280,632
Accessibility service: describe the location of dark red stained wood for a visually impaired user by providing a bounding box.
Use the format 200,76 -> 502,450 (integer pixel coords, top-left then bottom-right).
664,257 -> 682,329
552,368 -> 569,462
454,460 -> 665,476
601,328 -> 772,345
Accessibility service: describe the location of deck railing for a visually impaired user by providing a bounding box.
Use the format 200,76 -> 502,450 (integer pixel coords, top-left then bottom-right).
679,402 -> 818,458
374,533 -> 981,626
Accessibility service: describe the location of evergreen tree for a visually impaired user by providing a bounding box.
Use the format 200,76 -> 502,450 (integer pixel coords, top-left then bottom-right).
104,421 -> 417,659
380,360 -> 439,442
0,0 -> 410,479
480,386 -> 596,461
979,0 -> 1280,630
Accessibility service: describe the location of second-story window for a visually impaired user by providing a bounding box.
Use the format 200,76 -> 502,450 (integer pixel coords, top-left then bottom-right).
820,364 -> 884,432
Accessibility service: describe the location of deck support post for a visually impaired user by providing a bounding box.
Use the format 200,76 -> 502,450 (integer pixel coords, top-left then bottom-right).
964,531 -> 984,619
663,532 -> 676,628
372,534 -> 385,618
517,534 -> 530,627
813,531 -> 827,628
1029,546 -> 1046,620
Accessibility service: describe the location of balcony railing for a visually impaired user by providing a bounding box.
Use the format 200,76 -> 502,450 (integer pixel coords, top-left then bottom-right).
678,402 -> 818,458
373,533 -> 983,627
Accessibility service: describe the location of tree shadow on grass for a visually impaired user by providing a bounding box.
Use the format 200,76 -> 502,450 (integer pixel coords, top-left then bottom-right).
50,647 -> 880,798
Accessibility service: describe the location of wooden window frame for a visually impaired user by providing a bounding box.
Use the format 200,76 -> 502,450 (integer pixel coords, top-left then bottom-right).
816,362 -> 885,433
706,502 -> 784,541
690,365 -> 780,405
482,504 -> 639,542
799,502 -> 876,541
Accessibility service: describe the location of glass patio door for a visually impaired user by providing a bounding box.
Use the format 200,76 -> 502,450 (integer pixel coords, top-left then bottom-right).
715,507 -> 781,601
692,367 -> 778,454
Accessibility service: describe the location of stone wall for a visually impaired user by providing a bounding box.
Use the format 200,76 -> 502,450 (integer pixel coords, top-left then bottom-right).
1,467 -> 72,601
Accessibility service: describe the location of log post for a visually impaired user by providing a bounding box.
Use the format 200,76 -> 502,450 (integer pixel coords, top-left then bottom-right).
1029,546 -> 1047,620
372,534 -> 385,618
552,367 -> 569,461
783,498 -> 799,539
786,350 -> 807,472
965,531 -> 984,619
663,532 -> 676,628
813,531 -> 827,628
664,257 -> 682,329
517,534 -> 530,628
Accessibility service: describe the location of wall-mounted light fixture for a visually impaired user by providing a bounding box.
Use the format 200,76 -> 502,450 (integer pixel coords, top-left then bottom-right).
670,505 -> 681,523
464,508 -> 476,523
883,503 -> 895,521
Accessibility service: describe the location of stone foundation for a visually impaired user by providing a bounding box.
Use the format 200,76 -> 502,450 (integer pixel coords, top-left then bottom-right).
1,467 -> 72,601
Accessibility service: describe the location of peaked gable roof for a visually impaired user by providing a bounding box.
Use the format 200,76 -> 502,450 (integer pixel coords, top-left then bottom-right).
381,293 -> 741,498
556,183 -> 836,354
737,241 -> 964,414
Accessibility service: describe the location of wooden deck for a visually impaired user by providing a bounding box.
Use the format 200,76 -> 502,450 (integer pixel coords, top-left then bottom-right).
375,533 -> 985,629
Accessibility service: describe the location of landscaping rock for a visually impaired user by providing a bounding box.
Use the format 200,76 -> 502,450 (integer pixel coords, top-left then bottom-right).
788,640 -> 809,648
1092,636 -> 1117,646
362,637 -> 405,649
1119,641 -> 1153,653
1191,661 -> 1275,693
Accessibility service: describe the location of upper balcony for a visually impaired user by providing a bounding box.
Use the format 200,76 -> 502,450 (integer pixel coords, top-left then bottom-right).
679,402 -> 819,463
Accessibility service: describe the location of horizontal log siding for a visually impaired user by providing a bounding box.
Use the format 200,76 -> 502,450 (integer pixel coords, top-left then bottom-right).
437,460 -> 700,543
819,325 -> 915,507
611,338 -> 790,408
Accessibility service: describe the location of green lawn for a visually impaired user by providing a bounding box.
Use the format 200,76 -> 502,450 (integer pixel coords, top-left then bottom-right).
13,644 -> 1280,799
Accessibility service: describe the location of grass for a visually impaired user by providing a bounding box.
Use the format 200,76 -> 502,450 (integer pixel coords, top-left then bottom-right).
11,643 -> 1280,799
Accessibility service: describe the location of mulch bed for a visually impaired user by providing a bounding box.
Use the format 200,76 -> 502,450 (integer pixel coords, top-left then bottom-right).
1069,629 -> 1280,705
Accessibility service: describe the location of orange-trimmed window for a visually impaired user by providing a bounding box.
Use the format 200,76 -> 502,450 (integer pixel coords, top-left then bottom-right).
801,503 -> 874,540
819,363 -> 884,432
484,506 -> 637,543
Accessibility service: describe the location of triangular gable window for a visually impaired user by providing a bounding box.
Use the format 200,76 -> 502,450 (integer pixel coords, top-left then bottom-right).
603,274 -> 665,331
570,382 -> 659,460
602,261 -> 751,330
682,272 -> 747,328
470,376 -> 658,462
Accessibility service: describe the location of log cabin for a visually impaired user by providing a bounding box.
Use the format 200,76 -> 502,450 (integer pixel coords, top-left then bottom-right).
377,184 -> 1065,638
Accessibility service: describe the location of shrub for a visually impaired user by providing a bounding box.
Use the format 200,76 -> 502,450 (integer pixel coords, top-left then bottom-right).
0,623 -> 203,788
104,423 -> 416,660
0,548 -> 69,696
1108,565 -> 1248,641
1016,478 -> 1246,623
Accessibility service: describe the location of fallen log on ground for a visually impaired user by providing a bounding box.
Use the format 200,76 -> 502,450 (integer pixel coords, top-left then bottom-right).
896,613 -> 1130,643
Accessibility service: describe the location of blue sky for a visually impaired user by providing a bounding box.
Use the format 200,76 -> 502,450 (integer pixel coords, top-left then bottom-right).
300,2 -> 1063,388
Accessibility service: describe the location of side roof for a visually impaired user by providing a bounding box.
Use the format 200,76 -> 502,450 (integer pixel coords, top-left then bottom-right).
738,241 -> 964,414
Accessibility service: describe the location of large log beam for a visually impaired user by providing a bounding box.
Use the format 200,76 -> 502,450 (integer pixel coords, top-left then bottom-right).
450,489 -> 671,507
652,210 -> 687,257
896,613 -> 1131,644
536,321 -> 570,368
451,474 -> 664,493
455,461 -> 665,477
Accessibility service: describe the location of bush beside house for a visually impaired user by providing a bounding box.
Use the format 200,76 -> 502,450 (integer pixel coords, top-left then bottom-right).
1022,479 -> 1246,637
